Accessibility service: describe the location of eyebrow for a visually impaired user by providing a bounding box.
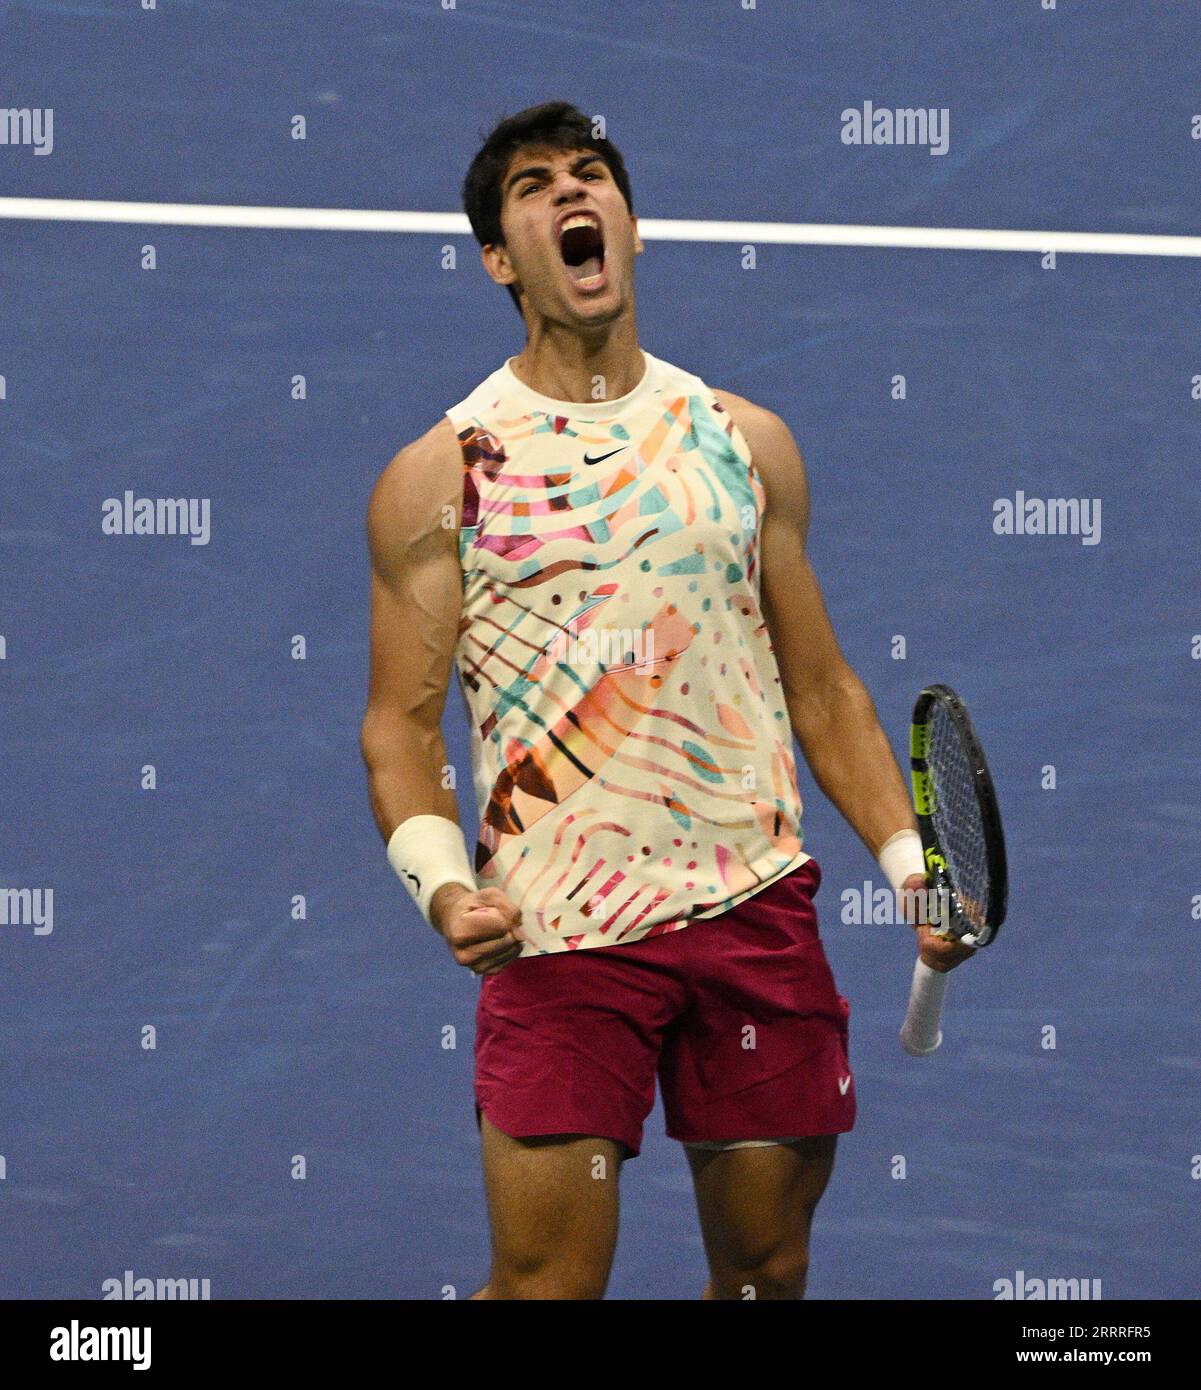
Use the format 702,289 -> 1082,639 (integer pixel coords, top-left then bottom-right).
504,153 -> 605,196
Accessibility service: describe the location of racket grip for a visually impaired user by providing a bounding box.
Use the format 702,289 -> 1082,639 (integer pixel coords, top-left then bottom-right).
901,959 -> 948,1056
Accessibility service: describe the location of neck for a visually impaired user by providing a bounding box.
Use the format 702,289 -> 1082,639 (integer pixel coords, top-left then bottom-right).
509,314 -> 644,404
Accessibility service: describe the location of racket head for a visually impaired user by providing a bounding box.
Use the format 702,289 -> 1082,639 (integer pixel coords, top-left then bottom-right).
909,683 -> 1007,947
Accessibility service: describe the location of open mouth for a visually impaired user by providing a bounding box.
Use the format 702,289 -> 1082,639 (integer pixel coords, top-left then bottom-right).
558,215 -> 605,289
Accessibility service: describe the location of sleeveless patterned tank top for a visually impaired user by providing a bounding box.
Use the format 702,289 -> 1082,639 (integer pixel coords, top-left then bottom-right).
447,349 -> 808,954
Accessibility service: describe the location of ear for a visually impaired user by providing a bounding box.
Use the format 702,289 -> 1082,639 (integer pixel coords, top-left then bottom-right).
481,242 -> 519,289
630,215 -> 644,256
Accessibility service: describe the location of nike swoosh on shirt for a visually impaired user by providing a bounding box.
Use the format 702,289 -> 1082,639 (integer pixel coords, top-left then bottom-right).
582,447 -> 629,466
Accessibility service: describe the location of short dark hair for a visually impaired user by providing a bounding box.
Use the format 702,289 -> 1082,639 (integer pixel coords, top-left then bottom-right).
461,101 -> 634,316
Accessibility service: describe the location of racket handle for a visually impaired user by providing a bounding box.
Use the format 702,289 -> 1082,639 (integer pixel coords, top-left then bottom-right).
901,959 -> 948,1056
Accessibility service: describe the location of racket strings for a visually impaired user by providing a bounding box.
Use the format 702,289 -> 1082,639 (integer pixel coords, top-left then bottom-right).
928,703 -> 990,932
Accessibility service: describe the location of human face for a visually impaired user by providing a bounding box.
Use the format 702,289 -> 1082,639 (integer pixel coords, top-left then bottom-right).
491,146 -> 642,324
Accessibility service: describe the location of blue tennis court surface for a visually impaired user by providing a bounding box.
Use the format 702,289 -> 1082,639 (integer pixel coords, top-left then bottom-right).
2,0 -> 1198,1299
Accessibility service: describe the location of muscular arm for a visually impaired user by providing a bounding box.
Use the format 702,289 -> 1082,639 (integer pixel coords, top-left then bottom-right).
360,419 -> 476,925
716,391 -> 974,970
714,391 -> 915,860
361,421 -> 523,966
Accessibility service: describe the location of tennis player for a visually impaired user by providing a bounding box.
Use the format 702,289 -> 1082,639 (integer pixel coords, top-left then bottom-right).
361,101 -> 974,1300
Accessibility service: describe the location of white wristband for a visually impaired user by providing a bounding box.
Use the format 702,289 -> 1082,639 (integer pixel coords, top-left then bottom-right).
386,815 -> 477,924
877,828 -> 926,894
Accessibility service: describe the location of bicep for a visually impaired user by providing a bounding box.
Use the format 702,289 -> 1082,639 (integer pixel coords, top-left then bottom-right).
761,525 -> 851,712
365,550 -> 461,728
751,417 -> 855,711
363,430 -> 463,735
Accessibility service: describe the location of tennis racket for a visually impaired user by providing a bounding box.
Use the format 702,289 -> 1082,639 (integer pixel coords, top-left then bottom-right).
900,684 -> 1008,1056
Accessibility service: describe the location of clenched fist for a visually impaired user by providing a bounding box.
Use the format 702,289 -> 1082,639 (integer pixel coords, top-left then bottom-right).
431,884 -> 526,976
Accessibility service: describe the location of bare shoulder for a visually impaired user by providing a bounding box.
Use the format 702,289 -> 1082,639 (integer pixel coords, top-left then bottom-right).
367,417 -> 463,572
370,417 -> 461,515
711,388 -> 790,443
711,388 -> 806,497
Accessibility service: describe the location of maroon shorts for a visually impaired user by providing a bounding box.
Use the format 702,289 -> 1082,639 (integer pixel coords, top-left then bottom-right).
474,858 -> 854,1158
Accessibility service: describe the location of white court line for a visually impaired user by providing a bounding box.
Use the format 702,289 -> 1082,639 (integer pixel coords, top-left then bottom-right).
0,195 -> 1198,257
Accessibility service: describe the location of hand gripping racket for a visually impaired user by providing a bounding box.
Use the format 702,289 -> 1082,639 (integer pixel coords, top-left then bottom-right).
900,684 -> 1008,1056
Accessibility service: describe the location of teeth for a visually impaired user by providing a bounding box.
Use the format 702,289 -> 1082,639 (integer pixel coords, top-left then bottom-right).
560,215 -> 599,233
